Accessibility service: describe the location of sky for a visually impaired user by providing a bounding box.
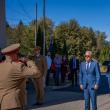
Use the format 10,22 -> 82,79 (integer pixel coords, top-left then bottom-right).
6,0 -> 110,40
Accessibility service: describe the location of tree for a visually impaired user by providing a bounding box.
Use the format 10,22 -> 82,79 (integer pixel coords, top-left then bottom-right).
30,17 -> 54,55
6,17 -> 110,62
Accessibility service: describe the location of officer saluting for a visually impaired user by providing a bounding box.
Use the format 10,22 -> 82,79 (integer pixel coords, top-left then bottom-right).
0,43 -> 41,110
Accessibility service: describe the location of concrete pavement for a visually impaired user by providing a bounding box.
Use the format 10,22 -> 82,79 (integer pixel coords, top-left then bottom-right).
26,75 -> 110,110
27,87 -> 110,110
33,93 -> 110,110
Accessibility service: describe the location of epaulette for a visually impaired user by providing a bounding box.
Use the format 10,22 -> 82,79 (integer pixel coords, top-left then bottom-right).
11,61 -> 25,67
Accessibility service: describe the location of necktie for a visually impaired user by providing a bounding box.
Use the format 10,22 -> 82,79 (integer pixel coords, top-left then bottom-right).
86,62 -> 89,72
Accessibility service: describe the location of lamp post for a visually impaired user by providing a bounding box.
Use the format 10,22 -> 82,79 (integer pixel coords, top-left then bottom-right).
0,0 -> 7,48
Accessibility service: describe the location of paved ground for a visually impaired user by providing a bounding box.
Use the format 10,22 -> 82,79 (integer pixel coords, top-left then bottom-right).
31,93 -> 110,110
26,75 -> 110,110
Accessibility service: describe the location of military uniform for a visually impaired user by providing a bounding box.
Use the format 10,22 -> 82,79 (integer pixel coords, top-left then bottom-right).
33,46 -> 47,105
0,44 -> 41,110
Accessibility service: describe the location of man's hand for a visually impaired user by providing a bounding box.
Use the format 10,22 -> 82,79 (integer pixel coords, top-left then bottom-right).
94,84 -> 99,90
80,84 -> 83,90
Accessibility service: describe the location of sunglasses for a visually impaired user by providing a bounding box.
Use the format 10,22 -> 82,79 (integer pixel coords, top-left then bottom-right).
85,55 -> 91,58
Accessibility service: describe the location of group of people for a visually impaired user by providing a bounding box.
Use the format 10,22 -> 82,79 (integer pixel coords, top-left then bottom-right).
46,50 -> 104,110
0,43 -> 80,109
45,53 -> 79,87
0,43 -> 109,110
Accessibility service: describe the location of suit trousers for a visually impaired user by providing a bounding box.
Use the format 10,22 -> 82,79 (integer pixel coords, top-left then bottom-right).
84,84 -> 97,110
54,67 -> 61,86
71,69 -> 77,86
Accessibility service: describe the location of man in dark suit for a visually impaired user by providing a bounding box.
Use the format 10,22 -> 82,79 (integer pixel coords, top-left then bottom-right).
79,51 -> 100,110
69,54 -> 79,86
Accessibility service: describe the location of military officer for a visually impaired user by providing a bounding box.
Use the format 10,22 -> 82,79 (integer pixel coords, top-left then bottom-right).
0,43 -> 41,110
33,46 -> 47,106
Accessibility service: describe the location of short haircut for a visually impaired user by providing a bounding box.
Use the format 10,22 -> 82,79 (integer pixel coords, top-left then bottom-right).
85,51 -> 92,56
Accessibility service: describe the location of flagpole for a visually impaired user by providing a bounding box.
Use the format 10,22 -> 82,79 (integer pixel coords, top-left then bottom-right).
35,2 -> 37,47
43,0 -> 46,56
49,30 -> 53,52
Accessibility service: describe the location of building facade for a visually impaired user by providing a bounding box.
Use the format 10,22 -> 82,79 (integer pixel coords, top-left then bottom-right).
0,0 -> 7,48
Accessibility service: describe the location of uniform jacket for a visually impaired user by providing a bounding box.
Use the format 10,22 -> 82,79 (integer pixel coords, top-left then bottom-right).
0,60 -> 41,110
35,55 -> 47,77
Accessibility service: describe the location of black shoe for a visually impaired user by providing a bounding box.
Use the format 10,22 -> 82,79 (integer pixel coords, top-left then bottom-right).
75,84 -> 77,86
33,102 -> 44,106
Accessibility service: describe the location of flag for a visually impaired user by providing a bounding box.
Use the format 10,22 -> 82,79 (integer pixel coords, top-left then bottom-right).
49,32 -> 53,52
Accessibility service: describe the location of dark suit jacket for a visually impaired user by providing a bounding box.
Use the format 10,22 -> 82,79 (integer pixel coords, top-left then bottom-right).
69,58 -> 79,71
106,65 -> 110,77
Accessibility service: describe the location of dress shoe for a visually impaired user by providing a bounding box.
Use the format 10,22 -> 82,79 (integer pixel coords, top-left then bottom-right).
33,102 -> 44,106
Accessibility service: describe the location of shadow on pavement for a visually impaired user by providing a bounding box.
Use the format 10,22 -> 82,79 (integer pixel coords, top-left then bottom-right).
26,79 -> 83,109
26,75 -> 110,109
53,75 -> 110,95
97,75 -> 110,95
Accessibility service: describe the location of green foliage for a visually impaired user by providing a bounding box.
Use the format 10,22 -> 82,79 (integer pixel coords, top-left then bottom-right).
6,18 -> 110,62
99,46 -> 110,63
